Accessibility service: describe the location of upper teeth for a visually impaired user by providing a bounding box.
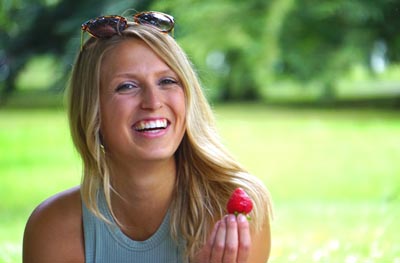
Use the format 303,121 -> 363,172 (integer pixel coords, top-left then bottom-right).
135,119 -> 167,131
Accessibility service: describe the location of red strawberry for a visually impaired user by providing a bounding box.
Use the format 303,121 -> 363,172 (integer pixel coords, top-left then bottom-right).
227,187 -> 253,216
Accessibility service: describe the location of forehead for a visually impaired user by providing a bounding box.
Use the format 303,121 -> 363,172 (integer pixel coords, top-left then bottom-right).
102,39 -> 164,66
100,38 -> 177,78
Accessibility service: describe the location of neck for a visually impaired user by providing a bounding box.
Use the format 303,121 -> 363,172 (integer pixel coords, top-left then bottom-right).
107,157 -> 176,240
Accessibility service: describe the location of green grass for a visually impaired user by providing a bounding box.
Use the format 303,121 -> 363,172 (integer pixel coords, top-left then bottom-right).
215,104 -> 400,262
1,105 -> 400,262
0,109 -> 80,263
215,104 -> 400,201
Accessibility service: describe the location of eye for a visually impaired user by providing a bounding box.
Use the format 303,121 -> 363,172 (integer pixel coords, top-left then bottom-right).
159,77 -> 179,86
115,82 -> 139,93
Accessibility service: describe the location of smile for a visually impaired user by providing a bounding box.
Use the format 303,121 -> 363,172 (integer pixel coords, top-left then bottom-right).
134,119 -> 168,132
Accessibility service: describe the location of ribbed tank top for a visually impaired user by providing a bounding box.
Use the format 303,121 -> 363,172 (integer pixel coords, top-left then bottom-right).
82,191 -> 187,262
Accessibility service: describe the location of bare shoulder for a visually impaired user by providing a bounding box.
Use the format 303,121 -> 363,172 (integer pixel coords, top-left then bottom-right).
243,174 -> 273,262
23,186 -> 84,263
248,212 -> 271,263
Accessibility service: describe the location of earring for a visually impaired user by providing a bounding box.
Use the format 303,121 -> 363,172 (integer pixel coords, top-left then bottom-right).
99,132 -> 106,153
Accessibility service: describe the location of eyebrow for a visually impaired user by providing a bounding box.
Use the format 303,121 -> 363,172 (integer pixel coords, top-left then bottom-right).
113,68 -> 178,78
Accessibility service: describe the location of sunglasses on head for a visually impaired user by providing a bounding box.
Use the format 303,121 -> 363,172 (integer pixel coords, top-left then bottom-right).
81,11 -> 175,49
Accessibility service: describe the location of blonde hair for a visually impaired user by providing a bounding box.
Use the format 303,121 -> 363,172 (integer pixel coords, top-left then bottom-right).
68,24 -> 271,260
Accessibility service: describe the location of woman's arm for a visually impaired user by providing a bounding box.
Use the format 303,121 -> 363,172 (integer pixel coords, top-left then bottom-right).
23,187 -> 84,263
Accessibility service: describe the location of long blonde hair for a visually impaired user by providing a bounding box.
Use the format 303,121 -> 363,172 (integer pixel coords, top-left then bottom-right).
67,24 -> 271,260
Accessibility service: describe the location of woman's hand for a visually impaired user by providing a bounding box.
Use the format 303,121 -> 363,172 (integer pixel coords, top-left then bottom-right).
194,214 -> 251,263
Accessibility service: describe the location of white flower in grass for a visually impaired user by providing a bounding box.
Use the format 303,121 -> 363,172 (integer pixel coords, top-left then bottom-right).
363,259 -> 374,263
312,249 -> 326,262
345,255 -> 359,263
328,239 -> 340,251
288,253 -> 298,261
369,242 -> 383,259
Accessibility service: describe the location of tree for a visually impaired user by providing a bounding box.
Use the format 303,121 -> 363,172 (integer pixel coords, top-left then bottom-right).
0,0 -> 154,103
275,0 -> 400,102
153,0 -> 400,103
2,0 -> 399,104
152,0 -> 280,101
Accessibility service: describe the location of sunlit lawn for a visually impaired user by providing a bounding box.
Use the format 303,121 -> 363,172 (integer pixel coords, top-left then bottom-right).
1,104 -> 399,262
216,104 -> 400,263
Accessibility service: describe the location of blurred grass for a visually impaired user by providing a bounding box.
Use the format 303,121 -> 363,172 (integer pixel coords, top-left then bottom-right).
215,104 -> 400,263
1,105 -> 400,262
215,104 -> 400,201
0,109 -> 80,263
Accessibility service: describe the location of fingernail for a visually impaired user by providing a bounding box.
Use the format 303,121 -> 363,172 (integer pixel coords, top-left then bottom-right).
238,213 -> 247,222
228,214 -> 236,222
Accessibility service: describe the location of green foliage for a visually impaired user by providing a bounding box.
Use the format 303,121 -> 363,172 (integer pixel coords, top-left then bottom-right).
16,54 -> 62,90
152,0 -> 278,100
2,0 -> 400,103
277,0 -> 387,82
0,0 -> 153,101
151,0 -> 400,102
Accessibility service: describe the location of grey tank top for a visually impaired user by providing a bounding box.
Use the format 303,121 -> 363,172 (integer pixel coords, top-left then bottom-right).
82,191 -> 186,262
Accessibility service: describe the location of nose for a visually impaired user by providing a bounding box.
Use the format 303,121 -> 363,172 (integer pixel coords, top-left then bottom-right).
140,85 -> 162,110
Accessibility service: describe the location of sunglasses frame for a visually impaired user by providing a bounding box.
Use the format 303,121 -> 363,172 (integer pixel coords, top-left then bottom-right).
80,11 -> 175,49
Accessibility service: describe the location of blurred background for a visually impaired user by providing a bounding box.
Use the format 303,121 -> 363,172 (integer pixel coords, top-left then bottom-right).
1,0 -> 399,262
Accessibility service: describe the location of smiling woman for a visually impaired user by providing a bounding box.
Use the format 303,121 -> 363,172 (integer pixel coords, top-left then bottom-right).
99,39 -> 186,164
22,11 -> 272,263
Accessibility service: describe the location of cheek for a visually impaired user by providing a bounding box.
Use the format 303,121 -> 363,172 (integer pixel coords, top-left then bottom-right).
175,92 -> 187,135
171,90 -> 186,116
99,99 -> 134,150
99,97 -> 130,132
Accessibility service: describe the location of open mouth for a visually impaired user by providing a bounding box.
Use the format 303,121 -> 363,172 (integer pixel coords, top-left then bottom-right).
133,119 -> 168,132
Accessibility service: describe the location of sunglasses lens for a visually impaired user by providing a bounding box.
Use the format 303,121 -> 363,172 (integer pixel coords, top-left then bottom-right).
135,12 -> 174,32
83,16 -> 127,38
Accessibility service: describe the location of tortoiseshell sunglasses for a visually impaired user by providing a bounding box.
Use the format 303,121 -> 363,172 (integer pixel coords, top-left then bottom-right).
80,11 -> 175,49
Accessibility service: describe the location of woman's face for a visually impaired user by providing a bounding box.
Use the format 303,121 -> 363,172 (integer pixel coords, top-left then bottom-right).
99,39 -> 186,165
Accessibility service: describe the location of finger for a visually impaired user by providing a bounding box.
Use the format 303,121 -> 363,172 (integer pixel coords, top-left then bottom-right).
210,217 -> 227,262
222,214 -> 238,263
237,214 -> 251,263
195,220 -> 221,262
